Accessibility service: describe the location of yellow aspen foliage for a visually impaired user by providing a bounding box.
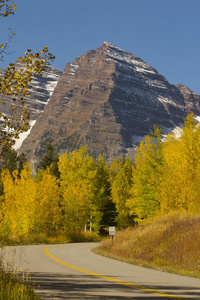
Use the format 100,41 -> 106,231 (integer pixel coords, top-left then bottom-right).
0,47 -> 55,145
1,169 -> 16,234
127,126 -> 163,221
13,164 -> 36,235
58,146 -> 96,232
109,158 -> 134,228
109,159 -> 121,183
159,135 -> 184,212
62,181 -> 92,232
0,0 -> 16,18
34,169 -> 61,234
160,114 -> 200,214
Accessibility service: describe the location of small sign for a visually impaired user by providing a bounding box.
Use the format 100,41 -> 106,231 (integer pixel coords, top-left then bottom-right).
109,226 -> 115,235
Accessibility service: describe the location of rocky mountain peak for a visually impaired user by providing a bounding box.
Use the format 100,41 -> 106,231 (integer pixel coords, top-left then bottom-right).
16,43 -> 200,171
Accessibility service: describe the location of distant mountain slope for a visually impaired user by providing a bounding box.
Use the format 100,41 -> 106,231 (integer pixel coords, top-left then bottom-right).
0,61 -> 62,149
18,42 -> 200,168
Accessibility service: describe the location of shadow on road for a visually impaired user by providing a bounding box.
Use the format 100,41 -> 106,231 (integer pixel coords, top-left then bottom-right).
25,272 -> 200,300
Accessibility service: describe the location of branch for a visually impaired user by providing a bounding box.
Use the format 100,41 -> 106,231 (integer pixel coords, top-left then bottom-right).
0,29 -> 16,62
0,0 -> 16,17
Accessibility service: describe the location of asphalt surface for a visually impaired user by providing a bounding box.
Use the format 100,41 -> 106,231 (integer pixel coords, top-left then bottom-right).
1,243 -> 200,299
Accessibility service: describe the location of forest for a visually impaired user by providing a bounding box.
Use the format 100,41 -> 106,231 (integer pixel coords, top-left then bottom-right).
0,114 -> 200,240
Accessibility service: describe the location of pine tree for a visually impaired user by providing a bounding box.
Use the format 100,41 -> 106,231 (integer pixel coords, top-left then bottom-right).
37,141 -> 60,178
0,145 -> 27,176
0,145 -> 18,175
90,154 -> 115,232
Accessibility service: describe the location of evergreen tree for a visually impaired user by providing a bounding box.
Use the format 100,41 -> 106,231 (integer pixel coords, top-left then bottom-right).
90,154 -> 116,232
37,141 -> 60,178
0,145 -> 18,174
0,144 -> 27,176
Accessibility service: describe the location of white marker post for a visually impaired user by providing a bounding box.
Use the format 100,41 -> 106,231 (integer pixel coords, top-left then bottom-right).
109,226 -> 115,243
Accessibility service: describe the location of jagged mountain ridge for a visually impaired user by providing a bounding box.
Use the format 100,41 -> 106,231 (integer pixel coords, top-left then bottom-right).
19,42 -> 200,166
0,61 -> 62,149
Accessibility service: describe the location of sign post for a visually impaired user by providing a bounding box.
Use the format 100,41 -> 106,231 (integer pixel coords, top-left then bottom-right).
109,226 -> 115,242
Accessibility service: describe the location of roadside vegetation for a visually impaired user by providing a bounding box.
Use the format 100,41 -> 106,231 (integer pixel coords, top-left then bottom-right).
95,213 -> 200,279
0,267 -> 42,300
1,114 -> 200,242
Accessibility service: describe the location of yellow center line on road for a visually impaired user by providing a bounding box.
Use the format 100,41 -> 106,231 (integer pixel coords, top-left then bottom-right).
43,245 -> 186,300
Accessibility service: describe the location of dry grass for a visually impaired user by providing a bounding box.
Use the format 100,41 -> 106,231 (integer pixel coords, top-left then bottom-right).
0,254 -> 42,300
0,230 -> 99,247
95,212 -> 200,278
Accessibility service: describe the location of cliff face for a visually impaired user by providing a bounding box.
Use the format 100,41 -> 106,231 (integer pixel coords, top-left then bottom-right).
0,61 -> 62,151
0,61 -> 62,141
18,42 -> 200,167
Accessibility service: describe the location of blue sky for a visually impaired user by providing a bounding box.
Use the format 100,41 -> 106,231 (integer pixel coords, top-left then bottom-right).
1,0 -> 200,94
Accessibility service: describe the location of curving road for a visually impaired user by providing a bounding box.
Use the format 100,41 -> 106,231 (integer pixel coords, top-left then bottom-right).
2,243 -> 200,299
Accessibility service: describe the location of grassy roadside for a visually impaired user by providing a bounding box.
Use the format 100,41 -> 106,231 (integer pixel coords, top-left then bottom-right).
0,230 -> 99,299
0,268 -> 42,300
93,212 -> 200,279
0,230 -> 99,247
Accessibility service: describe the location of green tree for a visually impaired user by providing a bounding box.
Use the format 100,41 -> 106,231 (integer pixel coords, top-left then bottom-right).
37,141 -> 60,177
17,152 -> 27,176
0,144 -> 18,174
90,154 -> 115,233
0,144 -> 27,176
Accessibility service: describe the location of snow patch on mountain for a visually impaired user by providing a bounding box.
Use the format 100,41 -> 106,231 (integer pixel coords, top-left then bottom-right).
13,120 -> 36,150
104,42 -> 157,76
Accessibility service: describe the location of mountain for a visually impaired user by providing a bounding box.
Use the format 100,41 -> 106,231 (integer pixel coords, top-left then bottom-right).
0,61 -> 62,149
17,42 -> 200,169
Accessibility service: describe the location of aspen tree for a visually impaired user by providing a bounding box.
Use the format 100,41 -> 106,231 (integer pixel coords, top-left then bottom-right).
1,169 -> 15,234
159,134 -> 182,212
160,114 -> 200,214
110,158 -> 134,228
34,169 -> 61,234
127,126 -> 163,221
13,164 -> 36,235
59,146 -> 96,232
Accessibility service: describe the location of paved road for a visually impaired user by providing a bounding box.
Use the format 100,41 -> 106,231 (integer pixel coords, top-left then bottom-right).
1,243 -> 200,299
